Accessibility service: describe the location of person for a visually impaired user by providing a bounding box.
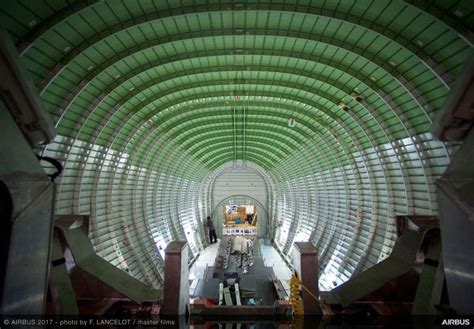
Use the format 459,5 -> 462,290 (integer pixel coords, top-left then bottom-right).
205,216 -> 217,244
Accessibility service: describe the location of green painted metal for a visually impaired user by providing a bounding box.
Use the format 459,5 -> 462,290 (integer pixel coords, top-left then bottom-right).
1,0 -> 472,290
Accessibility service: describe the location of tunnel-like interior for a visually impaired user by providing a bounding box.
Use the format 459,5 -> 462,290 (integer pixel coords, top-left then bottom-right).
1,0 -> 472,293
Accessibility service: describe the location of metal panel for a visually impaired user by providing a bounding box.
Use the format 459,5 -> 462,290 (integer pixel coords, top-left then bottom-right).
212,169 -> 267,211
162,241 -> 189,315
437,128 -> 474,315
0,0 -> 470,293
54,215 -> 162,304
0,104 -> 55,314
49,229 -> 79,315
292,242 -> 321,315
0,32 -> 55,145
328,223 -> 437,307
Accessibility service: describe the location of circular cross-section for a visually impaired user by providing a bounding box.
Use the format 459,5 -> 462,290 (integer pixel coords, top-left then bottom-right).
1,0 -> 472,289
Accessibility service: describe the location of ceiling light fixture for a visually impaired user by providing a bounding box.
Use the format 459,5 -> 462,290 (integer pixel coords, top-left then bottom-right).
351,92 -> 364,102
339,101 -> 351,111
288,117 -> 296,127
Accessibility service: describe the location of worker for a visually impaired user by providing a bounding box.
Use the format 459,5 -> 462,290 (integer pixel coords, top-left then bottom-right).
206,216 -> 218,244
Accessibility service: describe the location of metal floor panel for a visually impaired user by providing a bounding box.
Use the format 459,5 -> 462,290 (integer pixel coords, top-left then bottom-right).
192,237 -> 287,305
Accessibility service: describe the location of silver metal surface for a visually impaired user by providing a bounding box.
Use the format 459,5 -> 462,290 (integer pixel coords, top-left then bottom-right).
162,241 -> 189,315
412,230 -> 443,314
0,32 -> 55,146
327,222 -> 437,307
0,104 -> 55,314
438,188 -> 474,315
54,215 -> 161,303
49,229 -> 79,315
435,57 -> 474,313
432,56 -> 474,141
0,31 -> 57,315
6,2 -> 461,296
437,127 -> 474,314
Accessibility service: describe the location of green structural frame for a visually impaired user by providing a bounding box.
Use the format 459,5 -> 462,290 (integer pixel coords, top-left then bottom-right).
1,0 -> 472,290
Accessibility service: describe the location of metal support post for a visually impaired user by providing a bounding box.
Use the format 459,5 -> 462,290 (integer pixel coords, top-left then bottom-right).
0,105 -> 55,314
162,241 -> 189,315
0,30 -> 57,315
436,128 -> 474,315
292,242 -> 321,315
49,229 -> 79,314
412,230 -> 443,314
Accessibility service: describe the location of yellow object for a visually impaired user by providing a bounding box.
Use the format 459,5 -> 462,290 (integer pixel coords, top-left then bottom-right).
289,272 -> 334,317
290,273 -> 304,316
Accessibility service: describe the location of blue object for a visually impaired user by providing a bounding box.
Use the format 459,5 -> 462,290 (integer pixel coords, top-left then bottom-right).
235,217 -> 241,224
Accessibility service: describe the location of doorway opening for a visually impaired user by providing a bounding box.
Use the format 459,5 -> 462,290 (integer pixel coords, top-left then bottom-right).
211,195 -> 269,239
223,203 -> 257,236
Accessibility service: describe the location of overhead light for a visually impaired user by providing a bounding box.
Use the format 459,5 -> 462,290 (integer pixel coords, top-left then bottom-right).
351,92 -> 364,102
146,119 -> 152,124
415,40 -> 424,47
87,65 -> 94,71
63,46 -> 71,53
288,117 -> 296,127
453,10 -> 464,17
28,20 -> 37,27
115,73 -> 121,79
141,97 -> 146,101
339,101 -> 351,111
129,86 -> 135,91
370,76 -> 377,82
389,60 -> 396,66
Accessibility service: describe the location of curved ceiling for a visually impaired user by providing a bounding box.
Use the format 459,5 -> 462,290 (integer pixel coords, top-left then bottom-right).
1,0 -> 473,289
